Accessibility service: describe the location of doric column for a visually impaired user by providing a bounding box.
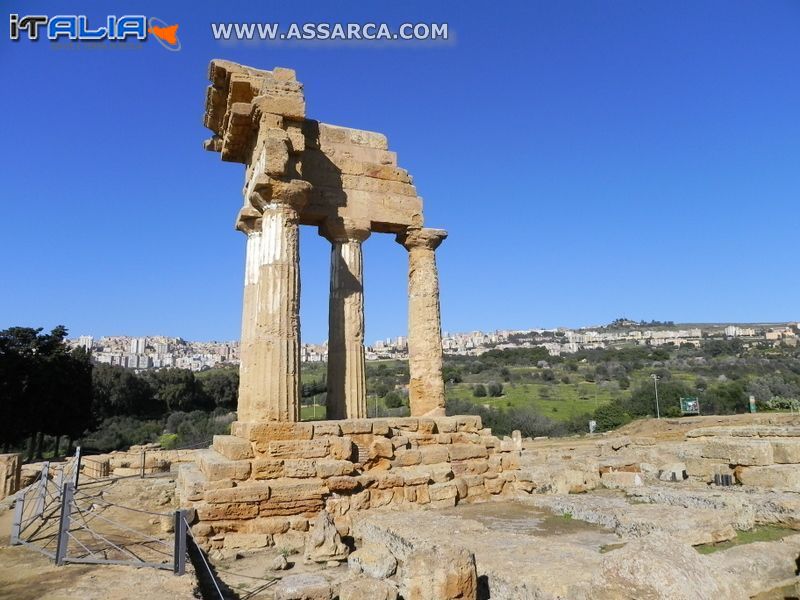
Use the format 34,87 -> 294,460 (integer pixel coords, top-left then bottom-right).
235,190 -> 307,422
320,218 -> 371,419
396,227 -> 448,417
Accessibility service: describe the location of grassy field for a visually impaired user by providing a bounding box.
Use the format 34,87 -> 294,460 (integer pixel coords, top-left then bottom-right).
447,381 -> 613,421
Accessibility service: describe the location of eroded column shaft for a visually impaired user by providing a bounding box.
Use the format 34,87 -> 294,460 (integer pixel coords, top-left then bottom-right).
398,228 -> 447,417
238,204 -> 302,422
321,219 -> 370,419
326,240 -> 367,419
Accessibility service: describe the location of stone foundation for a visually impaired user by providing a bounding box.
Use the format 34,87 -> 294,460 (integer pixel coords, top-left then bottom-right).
178,416 -> 522,549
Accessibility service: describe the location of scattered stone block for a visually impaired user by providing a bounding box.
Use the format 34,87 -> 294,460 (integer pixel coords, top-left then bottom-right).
274,574 -> 332,600
304,510 -> 349,563
601,471 -> 643,489
736,465 -> 800,492
339,578 -> 398,600
348,544 -> 397,578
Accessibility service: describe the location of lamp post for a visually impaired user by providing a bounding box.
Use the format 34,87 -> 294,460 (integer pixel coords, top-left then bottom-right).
650,373 -> 661,419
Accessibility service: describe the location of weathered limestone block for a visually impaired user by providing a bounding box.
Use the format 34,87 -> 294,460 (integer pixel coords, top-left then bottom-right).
591,532 -> 745,600
268,439 -> 330,459
456,416 -> 483,433
274,574 -> 332,600
388,417 -> 419,432
252,458 -> 285,479
327,476 -> 361,493
339,578 -> 398,600
313,422 -> 342,437
196,502 -> 259,521
213,435 -> 254,461
197,449 -> 251,481
484,476 -> 506,495
405,547 -> 478,600
736,465 -> 800,492
223,533 -> 270,549
449,444 -> 489,461
260,479 -> 328,517
0,454 -> 21,499
394,450 -> 422,467
370,438 -> 394,459
348,544 -> 398,579
248,516 -> 291,534
702,440 -> 774,466
82,457 -> 109,479
429,482 -> 458,503
305,510 -> 349,563
601,470 -> 644,489
315,460 -> 356,478
685,457 -> 734,480
329,437 -> 355,461
204,482 -> 271,504
770,439 -> 800,464
418,445 -> 450,465
246,422 -> 314,443
285,459 -> 318,478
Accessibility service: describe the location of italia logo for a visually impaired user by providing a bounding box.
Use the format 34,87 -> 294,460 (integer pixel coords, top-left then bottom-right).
9,14 -> 181,51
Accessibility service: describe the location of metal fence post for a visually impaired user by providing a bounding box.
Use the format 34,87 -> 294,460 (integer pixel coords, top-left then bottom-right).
72,446 -> 82,489
10,494 -> 24,545
173,510 -> 186,575
141,450 -> 146,479
34,462 -> 50,517
55,482 -> 74,566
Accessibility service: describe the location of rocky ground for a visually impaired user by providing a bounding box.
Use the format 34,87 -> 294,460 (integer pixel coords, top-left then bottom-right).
3,413 -> 800,599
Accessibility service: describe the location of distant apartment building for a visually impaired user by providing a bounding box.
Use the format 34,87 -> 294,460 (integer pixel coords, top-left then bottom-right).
77,335 -> 94,351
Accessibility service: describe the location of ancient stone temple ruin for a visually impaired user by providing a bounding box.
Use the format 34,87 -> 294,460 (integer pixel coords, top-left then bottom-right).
179,61 -> 525,554
203,60 -> 447,423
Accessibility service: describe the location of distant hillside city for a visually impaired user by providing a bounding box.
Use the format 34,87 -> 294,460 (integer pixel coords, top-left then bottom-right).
68,319 -> 800,372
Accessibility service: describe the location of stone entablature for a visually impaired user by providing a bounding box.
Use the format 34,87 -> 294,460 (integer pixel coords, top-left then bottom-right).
203,60 -> 447,422
178,416 -> 523,549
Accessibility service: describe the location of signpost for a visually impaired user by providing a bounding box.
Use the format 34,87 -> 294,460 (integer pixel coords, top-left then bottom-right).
680,397 -> 700,415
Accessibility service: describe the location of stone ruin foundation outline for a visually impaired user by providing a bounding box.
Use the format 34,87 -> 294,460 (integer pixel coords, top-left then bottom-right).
203,60 -> 448,424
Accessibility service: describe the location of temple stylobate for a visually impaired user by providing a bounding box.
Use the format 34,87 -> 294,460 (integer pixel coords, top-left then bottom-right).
203,60 -> 447,422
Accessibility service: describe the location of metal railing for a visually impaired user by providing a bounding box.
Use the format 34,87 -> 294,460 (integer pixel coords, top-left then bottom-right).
9,447 -> 187,575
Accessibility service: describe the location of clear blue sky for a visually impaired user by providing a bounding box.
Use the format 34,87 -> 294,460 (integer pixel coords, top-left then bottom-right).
2,1 -> 798,343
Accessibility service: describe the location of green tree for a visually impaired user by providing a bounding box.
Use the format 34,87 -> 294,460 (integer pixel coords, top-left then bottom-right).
384,390 -> 404,409
146,368 -> 211,412
487,381 -> 503,397
197,367 -> 239,410
473,384 -> 487,398
92,363 -> 157,418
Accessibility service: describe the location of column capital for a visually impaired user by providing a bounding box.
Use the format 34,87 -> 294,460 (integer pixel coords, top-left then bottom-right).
319,217 -> 371,244
396,227 -> 447,251
248,174 -> 311,214
235,205 -> 263,234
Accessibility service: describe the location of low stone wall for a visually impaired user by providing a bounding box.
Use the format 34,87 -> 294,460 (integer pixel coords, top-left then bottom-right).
178,416 -> 523,549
